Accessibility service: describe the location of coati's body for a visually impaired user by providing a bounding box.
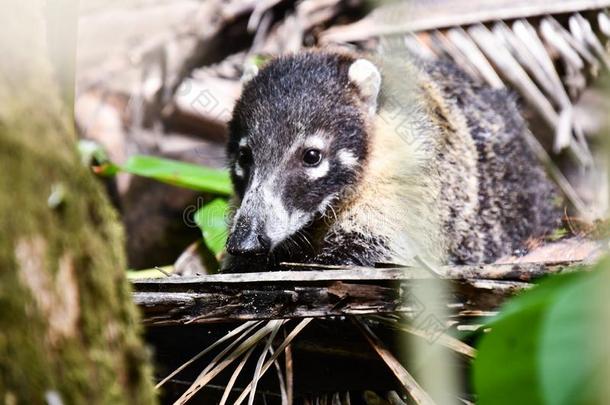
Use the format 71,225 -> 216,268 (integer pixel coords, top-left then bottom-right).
223,50 -> 560,271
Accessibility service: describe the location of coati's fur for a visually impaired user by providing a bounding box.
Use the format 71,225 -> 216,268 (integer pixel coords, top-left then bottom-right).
223,50 -> 561,271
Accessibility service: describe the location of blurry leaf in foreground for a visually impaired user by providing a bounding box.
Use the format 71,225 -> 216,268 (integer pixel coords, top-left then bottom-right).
195,198 -> 229,256
473,259 -> 609,405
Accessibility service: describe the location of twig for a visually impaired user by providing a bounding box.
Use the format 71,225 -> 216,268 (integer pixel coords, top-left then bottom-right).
284,333 -> 294,405
175,321 -> 282,404
155,320 -> 261,389
351,317 -> 436,405
233,318 -> 314,405
154,266 -> 171,277
219,346 -> 255,405
268,347 -> 289,405
249,320 -> 284,405
372,316 -> 477,359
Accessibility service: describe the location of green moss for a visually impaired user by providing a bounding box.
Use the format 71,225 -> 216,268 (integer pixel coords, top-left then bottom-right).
0,40 -> 155,405
0,3 -> 156,402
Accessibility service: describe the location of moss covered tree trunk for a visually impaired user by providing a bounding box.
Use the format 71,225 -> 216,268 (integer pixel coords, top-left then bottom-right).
0,1 -> 156,404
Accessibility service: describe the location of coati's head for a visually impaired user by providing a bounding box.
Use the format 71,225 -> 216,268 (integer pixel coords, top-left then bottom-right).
226,51 -> 381,257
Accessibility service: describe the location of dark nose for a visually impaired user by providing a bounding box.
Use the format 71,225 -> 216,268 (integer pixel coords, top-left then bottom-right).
226,220 -> 271,256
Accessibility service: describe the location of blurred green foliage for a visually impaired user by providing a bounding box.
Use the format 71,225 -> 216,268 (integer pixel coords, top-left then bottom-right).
99,155 -> 232,196
81,141 -> 233,266
474,259 -> 609,405
194,198 -> 229,256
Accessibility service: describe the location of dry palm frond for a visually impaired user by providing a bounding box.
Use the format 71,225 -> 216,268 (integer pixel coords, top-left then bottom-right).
193,321 -> 265,382
155,320 -> 262,389
175,320 -> 285,404
321,1 -> 610,219
233,317 -> 314,405
371,315 -> 477,359
248,320 -> 284,405
386,391 -> 408,405
218,346 -> 256,405
166,317 -> 311,404
268,347 -> 289,405
140,258 -> 592,402
322,2 -> 610,117
352,317 -> 436,405
284,340 -> 294,405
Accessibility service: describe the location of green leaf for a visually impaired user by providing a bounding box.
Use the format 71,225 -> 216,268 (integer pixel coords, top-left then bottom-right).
92,162 -> 120,177
195,198 -> 229,256
120,155 -> 232,195
473,261 -> 609,405
538,271 -> 606,405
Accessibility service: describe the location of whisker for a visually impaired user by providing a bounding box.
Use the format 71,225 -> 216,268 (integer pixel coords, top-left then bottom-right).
328,202 -> 338,222
287,236 -> 302,255
296,231 -> 315,254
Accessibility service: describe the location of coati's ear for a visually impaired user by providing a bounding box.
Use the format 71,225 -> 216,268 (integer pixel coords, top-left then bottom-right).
241,63 -> 259,83
348,59 -> 381,116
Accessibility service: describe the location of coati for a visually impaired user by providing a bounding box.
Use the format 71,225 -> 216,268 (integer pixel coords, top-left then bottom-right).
222,50 -> 561,271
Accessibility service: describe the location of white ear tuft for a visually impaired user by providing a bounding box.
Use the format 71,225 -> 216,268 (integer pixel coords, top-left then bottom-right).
348,59 -> 381,116
241,63 -> 259,83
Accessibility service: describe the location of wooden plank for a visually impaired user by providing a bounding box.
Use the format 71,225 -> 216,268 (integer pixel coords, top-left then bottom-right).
132,260 -> 579,285
134,281 -> 419,325
132,261 -> 581,325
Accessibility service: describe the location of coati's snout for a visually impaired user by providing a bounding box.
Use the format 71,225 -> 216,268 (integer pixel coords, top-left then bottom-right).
226,214 -> 270,256
225,173 -> 314,255
225,52 -> 381,259
227,142 -> 330,256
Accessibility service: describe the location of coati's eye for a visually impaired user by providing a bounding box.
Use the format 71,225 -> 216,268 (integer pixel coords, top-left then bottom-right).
237,147 -> 252,167
302,148 -> 322,166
